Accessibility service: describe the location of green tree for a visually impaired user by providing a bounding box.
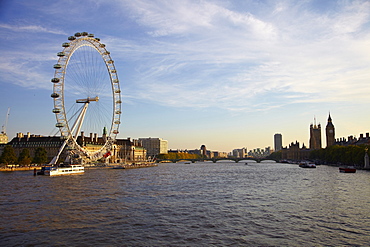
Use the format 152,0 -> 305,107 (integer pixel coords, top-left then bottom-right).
18,148 -> 32,165
33,147 -> 48,164
157,152 -> 201,160
0,145 -> 17,165
309,144 -> 369,167
266,151 -> 282,161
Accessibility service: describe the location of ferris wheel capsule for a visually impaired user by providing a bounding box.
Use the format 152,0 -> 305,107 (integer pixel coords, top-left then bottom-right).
56,123 -> 64,128
51,93 -> 59,98
52,108 -> 61,113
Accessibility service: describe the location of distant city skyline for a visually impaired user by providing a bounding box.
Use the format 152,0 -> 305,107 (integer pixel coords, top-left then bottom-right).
1,1 -> 370,152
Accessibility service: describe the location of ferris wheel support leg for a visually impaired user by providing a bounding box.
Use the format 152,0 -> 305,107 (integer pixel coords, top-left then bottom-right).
50,103 -> 89,165
72,103 -> 89,139
49,140 -> 68,165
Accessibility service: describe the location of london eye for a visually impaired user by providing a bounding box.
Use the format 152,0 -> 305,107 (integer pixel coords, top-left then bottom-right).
51,32 -> 121,163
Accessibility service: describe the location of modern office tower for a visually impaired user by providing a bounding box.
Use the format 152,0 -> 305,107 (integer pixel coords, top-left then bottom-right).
139,137 -> 168,157
325,113 -> 335,147
274,133 -> 282,151
200,144 -> 207,157
309,118 -> 322,150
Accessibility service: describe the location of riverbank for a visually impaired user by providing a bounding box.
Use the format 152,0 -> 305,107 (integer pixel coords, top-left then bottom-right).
0,166 -> 40,172
0,163 -> 158,172
107,163 -> 158,169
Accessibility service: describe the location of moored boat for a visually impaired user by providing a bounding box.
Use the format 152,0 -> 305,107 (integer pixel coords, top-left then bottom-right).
339,167 -> 356,173
112,165 -> 126,169
299,162 -> 316,168
38,164 -> 84,176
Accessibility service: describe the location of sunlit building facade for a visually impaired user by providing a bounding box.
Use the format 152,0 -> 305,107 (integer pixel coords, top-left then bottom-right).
6,132 -> 146,164
139,137 -> 168,158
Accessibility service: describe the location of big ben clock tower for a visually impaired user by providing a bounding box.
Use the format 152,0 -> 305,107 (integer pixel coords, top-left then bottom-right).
326,113 -> 335,147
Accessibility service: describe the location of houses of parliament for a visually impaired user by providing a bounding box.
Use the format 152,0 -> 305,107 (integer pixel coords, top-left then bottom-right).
280,113 -> 370,161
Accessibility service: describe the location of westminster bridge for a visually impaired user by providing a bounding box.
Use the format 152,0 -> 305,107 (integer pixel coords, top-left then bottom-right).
156,158 -> 277,163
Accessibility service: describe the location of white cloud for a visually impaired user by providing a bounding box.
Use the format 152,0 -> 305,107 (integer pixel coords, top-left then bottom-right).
0,23 -> 66,35
110,0 -> 370,112
331,0 -> 370,34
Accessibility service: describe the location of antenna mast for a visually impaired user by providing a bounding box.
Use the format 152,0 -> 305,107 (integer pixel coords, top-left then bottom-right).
1,107 -> 10,134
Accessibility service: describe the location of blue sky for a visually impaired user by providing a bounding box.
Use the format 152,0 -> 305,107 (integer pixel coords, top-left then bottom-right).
1,0 -> 370,153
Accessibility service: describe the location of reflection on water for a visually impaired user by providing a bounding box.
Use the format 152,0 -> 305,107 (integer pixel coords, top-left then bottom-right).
1,163 -> 369,246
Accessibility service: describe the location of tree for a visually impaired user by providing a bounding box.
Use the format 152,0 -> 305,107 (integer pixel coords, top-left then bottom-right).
18,148 -> 32,165
266,151 -> 282,161
309,144 -> 369,167
157,153 -> 201,160
0,145 -> 17,165
33,147 -> 48,164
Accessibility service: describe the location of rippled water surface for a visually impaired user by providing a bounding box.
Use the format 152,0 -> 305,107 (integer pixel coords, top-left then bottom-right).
1,162 -> 370,246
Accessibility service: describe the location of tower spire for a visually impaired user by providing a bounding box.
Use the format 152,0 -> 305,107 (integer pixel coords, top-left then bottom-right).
326,112 -> 335,147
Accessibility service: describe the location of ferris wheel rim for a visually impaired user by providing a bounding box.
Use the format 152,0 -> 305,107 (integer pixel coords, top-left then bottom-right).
51,32 -> 121,161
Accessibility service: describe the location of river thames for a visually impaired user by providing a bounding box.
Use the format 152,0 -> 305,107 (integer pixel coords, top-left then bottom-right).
1,162 -> 369,246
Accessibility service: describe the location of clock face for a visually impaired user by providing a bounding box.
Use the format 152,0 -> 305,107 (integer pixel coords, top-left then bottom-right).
329,130 -> 333,133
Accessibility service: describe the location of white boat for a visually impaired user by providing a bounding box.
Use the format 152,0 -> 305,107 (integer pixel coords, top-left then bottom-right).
39,165 -> 84,176
299,162 -> 316,168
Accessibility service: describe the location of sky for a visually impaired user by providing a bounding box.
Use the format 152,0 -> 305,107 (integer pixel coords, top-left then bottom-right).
1,0 -> 370,153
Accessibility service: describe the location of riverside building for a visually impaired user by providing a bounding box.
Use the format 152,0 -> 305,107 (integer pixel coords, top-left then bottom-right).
0,133 -> 8,144
6,131 -> 146,164
139,137 -> 168,158
232,148 -> 247,158
309,119 -> 322,150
